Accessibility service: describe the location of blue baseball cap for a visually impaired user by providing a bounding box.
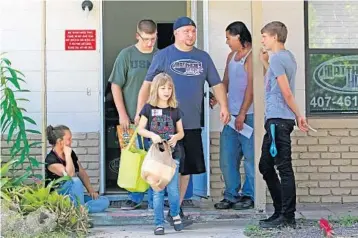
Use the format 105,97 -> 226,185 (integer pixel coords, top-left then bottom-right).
173,16 -> 196,31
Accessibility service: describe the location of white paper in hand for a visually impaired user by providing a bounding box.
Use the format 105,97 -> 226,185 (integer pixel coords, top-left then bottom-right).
228,116 -> 254,139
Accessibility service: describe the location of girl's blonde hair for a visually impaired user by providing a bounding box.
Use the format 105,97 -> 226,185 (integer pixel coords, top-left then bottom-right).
148,73 -> 178,108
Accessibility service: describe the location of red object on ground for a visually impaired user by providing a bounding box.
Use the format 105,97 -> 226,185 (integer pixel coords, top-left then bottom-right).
319,218 -> 334,237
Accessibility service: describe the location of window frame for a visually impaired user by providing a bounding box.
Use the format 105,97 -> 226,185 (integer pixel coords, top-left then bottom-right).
304,1 -> 358,116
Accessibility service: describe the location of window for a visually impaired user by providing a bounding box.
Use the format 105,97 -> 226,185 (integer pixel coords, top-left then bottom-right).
305,1 -> 358,115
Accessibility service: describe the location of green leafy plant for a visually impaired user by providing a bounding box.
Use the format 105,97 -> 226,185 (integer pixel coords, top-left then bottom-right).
1,159 -> 31,202
1,162 -> 89,237
19,176 -> 69,213
0,53 -> 42,177
18,182 -> 90,235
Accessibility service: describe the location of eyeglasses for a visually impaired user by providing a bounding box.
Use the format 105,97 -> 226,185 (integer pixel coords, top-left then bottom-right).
137,32 -> 157,42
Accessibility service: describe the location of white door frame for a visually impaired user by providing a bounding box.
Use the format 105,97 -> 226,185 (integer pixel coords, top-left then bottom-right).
189,0 -> 211,197
99,0 -> 105,194
202,0 -> 211,197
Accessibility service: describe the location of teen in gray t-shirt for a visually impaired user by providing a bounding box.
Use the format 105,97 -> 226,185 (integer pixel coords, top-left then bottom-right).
265,50 -> 297,120
258,21 -> 308,230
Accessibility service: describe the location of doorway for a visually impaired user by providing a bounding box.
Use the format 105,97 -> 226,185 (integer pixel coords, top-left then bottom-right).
102,1 -> 187,194
101,1 -> 210,200
103,23 -> 176,193
157,23 -> 175,49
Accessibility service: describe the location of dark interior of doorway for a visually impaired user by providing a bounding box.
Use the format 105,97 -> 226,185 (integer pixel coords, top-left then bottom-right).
157,23 -> 174,49
105,23 -> 174,193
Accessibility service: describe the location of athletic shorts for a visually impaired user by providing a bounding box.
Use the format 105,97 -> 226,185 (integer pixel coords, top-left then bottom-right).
179,129 -> 206,175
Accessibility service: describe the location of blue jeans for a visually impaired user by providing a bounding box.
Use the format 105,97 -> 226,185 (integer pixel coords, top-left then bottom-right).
58,177 -> 110,213
128,136 -> 153,207
220,114 -> 255,202
129,188 -> 153,207
153,160 -> 180,226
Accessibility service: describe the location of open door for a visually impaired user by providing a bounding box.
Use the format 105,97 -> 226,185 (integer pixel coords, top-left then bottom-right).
191,0 -> 211,198
192,84 -> 210,198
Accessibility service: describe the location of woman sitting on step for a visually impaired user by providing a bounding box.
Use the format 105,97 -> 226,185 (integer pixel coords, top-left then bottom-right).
45,125 -> 109,213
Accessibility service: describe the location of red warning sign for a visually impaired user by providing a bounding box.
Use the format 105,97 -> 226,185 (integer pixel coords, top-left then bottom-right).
65,30 -> 96,50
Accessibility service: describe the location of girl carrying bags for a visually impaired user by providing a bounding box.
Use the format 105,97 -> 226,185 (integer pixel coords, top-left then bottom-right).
137,73 -> 188,235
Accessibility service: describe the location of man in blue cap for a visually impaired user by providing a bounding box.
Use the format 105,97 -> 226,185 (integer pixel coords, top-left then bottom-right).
136,16 -> 230,223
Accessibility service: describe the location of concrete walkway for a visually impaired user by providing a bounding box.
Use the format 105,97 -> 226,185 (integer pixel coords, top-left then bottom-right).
88,202 -> 358,237
88,220 -> 249,238
90,199 -> 265,226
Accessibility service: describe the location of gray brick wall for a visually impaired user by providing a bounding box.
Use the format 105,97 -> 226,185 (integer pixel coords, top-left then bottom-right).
1,132 -> 100,190
210,119 -> 358,204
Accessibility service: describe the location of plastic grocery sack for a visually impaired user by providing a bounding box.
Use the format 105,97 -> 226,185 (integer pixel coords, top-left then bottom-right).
141,142 -> 177,192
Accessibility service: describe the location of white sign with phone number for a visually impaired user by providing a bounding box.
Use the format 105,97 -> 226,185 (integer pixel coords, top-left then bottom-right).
310,95 -> 358,109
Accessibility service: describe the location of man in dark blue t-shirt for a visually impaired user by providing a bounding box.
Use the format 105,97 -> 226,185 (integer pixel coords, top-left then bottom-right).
136,16 -> 230,220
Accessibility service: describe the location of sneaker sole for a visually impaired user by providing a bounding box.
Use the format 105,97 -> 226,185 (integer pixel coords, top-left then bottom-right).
154,231 -> 165,235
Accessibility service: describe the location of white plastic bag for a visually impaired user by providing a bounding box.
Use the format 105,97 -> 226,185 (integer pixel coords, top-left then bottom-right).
141,142 -> 177,192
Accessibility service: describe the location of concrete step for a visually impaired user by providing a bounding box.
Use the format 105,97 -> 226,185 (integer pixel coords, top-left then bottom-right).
90,207 -> 266,226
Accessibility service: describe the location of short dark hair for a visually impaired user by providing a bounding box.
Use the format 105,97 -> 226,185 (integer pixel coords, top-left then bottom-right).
226,21 -> 252,47
261,21 -> 288,43
46,125 -> 70,145
137,19 -> 157,34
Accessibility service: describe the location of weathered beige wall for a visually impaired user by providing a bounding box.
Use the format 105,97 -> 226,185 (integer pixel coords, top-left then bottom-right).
0,0 -> 102,132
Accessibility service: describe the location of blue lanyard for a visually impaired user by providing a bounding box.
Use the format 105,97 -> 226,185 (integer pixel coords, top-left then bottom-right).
270,124 -> 278,157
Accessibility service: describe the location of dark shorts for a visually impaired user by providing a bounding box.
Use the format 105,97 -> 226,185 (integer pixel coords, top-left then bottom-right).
179,129 -> 206,175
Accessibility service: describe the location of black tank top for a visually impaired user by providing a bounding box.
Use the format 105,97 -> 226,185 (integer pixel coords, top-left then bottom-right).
45,150 -> 79,186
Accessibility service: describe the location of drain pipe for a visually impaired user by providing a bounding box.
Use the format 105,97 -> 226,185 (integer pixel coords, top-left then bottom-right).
41,0 -> 47,180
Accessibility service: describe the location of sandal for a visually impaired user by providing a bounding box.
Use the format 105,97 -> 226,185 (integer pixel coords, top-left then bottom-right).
172,216 -> 183,231
154,226 -> 165,235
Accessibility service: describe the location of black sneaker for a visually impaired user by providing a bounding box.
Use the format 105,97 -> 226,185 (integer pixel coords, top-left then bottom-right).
259,215 -> 296,229
259,212 -> 281,224
232,196 -> 254,210
120,200 -> 141,210
214,199 -> 235,209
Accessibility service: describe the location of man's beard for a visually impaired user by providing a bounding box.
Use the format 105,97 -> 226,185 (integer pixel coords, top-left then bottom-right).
185,41 -> 196,47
